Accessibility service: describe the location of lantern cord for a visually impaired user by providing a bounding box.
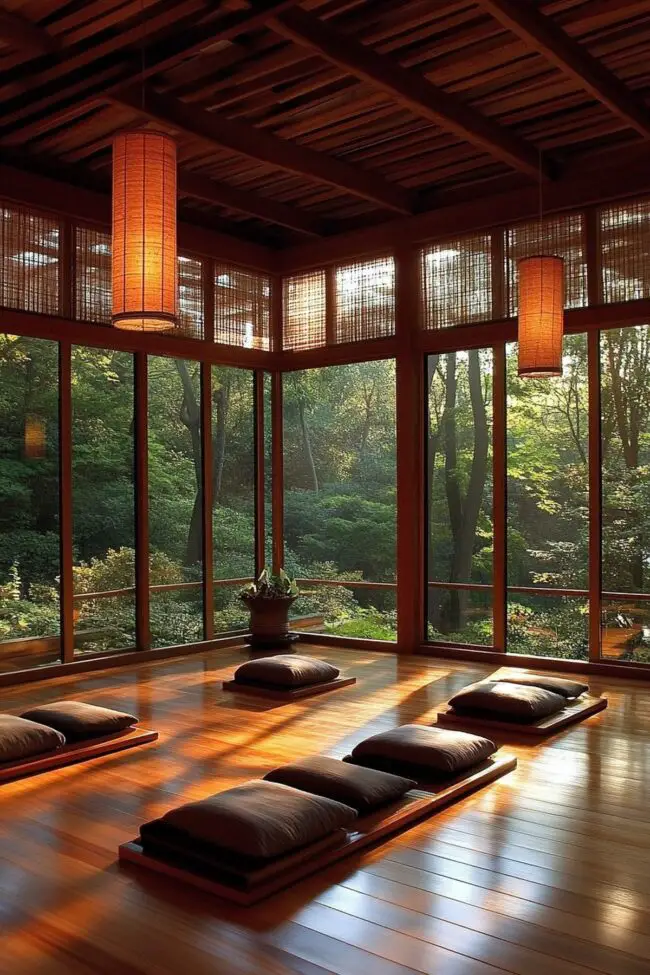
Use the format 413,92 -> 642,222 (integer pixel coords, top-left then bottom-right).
538,146 -> 543,243
141,0 -> 145,111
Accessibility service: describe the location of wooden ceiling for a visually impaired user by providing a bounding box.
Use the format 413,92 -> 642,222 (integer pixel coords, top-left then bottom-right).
1,0 -> 650,249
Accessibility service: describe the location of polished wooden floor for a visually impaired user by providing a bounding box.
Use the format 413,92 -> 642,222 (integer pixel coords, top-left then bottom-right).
1,645 -> 649,975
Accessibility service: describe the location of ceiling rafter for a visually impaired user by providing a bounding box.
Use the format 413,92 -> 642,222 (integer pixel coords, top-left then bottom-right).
268,6 -> 552,180
0,4 -> 59,56
111,85 -> 415,213
178,170 -> 329,237
479,0 -> 650,138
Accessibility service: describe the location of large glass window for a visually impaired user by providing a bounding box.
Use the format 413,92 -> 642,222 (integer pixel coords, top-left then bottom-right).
426,350 -> 493,645
283,361 -> 396,641
601,325 -> 650,663
212,366 -> 256,633
0,335 -> 60,671
506,336 -> 589,659
72,347 -> 135,656
148,356 -> 204,648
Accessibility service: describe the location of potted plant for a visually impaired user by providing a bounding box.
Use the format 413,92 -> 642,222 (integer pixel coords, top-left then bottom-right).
240,568 -> 299,650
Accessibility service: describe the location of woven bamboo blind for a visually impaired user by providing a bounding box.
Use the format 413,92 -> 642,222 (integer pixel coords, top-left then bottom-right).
177,255 -> 204,340
601,199 -> 650,302
506,214 -> 586,315
214,265 -> 270,350
334,257 -> 395,342
421,235 -> 491,329
283,270 -> 326,351
75,226 -> 111,324
0,204 -> 59,314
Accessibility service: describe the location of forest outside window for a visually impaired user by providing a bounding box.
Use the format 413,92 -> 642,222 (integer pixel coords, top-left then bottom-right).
283,361 -> 396,641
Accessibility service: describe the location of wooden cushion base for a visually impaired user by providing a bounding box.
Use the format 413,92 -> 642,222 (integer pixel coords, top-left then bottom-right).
0,727 -> 158,784
437,694 -> 607,736
222,676 -> 356,700
118,753 -> 516,905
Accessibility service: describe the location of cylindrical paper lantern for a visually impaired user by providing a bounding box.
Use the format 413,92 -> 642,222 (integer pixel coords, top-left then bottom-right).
24,414 -> 46,459
517,255 -> 564,378
112,130 -> 178,331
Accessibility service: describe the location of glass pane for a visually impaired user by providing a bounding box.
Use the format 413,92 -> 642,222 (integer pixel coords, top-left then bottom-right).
148,356 -> 203,648
602,598 -> 650,663
72,347 -> 135,656
507,594 -> 589,660
0,334 -> 60,671
601,325 -> 650,663
427,587 -> 493,646
506,336 -> 588,658
426,350 -> 493,640
283,360 -> 396,641
212,366 -> 256,633
601,326 -> 650,594
291,583 -> 397,641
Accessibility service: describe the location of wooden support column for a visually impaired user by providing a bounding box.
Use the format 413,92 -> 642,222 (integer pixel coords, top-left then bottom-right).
395,246 -> 424,652
134,352 -> 150,650
201,362 -> 214,640
491,229 -> 507,652
492,344 -> 507,652
253,370 -> 266,576
271,370 -> 284,573
58,340 -> 74,663
586,208 -> 603,662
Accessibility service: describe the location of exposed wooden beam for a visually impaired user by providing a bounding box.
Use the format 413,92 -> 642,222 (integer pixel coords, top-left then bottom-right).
270,7 -> 550,180
0,4 -> 58,56
480,0 -> 650,138
112,85 -> 415,214
178,170 -> 329,237
276,141 -> 650,272
0,162 -> 276,271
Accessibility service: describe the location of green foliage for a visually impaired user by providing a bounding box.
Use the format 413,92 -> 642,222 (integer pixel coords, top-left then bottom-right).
241,567 -> 298,600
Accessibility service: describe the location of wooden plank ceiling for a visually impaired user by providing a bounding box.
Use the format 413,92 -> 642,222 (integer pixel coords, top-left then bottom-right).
1,0 -> 649,248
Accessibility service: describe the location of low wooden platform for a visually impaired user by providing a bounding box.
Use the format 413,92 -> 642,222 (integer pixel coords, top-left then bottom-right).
0,727 -> 158,784
118,752 -> 516,905
436,694 -> 608,736
222,675 -> 356,700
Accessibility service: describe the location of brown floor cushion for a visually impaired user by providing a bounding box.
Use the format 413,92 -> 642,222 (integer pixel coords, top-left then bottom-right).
496,673 -> 588,699
20,701 -> 137,741
233,654 -> 339,689
449,681 -> 566,722
264,755 -> 416,814
0,714 -> 66,764
150,780 -> 357,860
350,724 -> 496,776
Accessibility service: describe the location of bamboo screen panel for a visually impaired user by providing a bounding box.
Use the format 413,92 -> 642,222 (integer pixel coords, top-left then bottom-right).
176,255 -> 204,340
1,204 -> 59,314
75,226 -> 111,324
215,265 -> 270,350
334,257 -> 395,342
283,270 -> 326,351
600,199 -> 650,302
421,235 -> 492,329
506,214 -> 586,315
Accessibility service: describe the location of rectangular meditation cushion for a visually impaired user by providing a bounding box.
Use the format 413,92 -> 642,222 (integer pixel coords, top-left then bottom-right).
349,724 -> 496,775
448,681 -> 566,722
264,755 -> 416,814
145,779 -> 357,860
0,714 -> 66,764
233,654 -> 339,689
20,701 -> 137,741
496,673 -> 588,699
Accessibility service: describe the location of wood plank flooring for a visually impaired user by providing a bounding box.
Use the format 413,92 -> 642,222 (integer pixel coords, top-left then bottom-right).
0,645 -> 648,975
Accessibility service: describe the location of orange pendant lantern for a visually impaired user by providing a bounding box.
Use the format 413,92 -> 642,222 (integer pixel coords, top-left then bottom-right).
112,130 -> 178,331
517,255 -> 564,378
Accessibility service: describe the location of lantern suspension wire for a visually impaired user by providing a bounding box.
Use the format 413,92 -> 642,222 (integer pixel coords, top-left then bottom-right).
111,0 -> 178,334
517,145 -> 565,379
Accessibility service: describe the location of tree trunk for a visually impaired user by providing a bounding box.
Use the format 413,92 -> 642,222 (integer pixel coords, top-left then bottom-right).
175,360 -> 202,567
299,399 -> 319,492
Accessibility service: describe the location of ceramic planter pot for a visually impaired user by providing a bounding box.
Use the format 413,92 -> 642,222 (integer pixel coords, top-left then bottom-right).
241,593 -> 299,651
